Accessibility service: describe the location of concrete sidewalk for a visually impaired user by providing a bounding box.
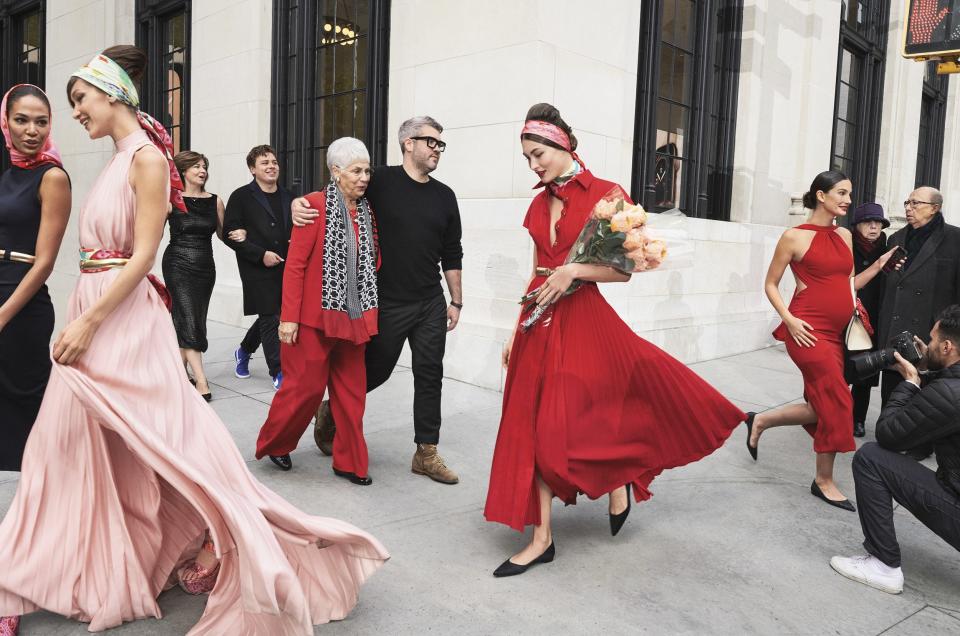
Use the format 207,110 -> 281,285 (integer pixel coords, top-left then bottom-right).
2,320 -> 958,635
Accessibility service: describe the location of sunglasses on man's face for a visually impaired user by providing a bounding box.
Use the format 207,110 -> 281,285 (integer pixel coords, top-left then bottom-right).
411,136 -> 447,152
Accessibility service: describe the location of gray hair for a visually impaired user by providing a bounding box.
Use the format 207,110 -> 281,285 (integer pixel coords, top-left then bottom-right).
326,137 -> 370,171
398,115 -> 443,153
916,186 -> 944,207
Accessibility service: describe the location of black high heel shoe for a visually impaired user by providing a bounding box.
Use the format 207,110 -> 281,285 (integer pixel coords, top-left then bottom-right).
744,412 -> 758,461
269,454 -> 292,471
493,542 -> 555,577
609,483 -> 632,536
333,467 -> 373,486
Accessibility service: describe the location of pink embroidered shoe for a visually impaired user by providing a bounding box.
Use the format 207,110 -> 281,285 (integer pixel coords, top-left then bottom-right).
0,615 -> 20,636
177,539 -> 220,595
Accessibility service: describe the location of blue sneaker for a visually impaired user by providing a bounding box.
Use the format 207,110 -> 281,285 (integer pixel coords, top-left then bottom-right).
272,372 -> 283,391
234,347 -> 251,379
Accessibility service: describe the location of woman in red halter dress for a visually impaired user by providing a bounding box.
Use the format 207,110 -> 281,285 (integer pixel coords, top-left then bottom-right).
484,104 -> 747,577
747,171 -> 900,511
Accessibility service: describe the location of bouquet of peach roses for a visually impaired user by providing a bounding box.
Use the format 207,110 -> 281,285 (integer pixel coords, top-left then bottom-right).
519,187 -> 670,332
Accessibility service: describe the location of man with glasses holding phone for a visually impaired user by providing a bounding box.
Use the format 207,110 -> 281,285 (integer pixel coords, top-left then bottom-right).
877,188 -> 960,430
291,116 -> 464,485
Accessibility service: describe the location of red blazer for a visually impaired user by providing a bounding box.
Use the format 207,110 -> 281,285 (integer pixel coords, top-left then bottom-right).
280,190 -> 379,344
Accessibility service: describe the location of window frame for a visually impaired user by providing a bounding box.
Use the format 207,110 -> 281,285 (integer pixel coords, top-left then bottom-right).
829,1 -> 888,207
271,0 -> 391,194
915,61 -> 948,189
1,0 -> 45,171
136,0 -> 191,154
631,0 -> 742,221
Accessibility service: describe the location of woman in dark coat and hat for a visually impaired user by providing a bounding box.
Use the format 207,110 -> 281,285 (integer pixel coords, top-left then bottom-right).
850,202 -> 889,437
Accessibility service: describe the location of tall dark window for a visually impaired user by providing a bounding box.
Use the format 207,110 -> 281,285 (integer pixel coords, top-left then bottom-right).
830,1 -> 887,206
632,1 -> 742,220
1,0 -> 44,170
272,0 -> 390,193
915,61 -> 948,189
137,0 -> 190,154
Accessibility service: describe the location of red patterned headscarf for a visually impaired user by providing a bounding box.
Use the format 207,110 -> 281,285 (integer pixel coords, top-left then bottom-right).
521,120 -> 573,152
1,84 -> 63,170
521,119 -> 586,196
71,53 -> 186,212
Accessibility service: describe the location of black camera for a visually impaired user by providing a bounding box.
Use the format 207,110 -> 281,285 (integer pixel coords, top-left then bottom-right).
848,331 -> 923,381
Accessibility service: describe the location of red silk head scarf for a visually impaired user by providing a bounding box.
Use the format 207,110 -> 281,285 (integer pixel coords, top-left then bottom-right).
521,120 -> 572,152
1,84 -> 63,170
521,119 -> 585,196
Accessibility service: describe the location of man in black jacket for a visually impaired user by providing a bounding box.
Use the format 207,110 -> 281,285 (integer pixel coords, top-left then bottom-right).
877,187 -> 960,407
830,305 -> 960,594
223,145 -> 293,390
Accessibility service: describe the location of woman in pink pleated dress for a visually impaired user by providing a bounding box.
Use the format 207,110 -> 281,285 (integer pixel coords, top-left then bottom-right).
0,45 -> 387,635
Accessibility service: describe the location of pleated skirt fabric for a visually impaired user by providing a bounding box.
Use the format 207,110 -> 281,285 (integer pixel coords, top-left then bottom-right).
485,283 -> 746,531
0,270 -> 388,634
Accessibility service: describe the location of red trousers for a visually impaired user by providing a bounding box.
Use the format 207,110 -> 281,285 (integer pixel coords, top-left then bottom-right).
255,325 -> 369,477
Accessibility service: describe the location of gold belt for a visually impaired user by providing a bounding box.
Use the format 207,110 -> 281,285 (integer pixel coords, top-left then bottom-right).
79,257 -> 130,271
0,249 -> 35,265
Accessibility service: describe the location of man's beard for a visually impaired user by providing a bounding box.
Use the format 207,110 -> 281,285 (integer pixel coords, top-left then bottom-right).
925,348 -> 945,372
416,153 -> 438,174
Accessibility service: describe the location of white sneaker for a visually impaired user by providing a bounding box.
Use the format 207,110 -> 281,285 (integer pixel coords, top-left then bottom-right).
829,555 -> 904,594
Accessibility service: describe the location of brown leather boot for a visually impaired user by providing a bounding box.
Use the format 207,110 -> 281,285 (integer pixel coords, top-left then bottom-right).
411,444 -> 459,484
313,400 -> 335,456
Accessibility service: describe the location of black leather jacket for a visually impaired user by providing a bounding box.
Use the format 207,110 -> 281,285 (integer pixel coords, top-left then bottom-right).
877,362 -> 960,498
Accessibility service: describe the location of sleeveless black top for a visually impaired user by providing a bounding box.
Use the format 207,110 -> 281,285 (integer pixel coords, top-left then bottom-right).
0,164 -> 58,285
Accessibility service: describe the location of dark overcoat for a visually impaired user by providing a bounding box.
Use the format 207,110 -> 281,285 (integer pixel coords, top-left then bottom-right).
223,179 -> 293,315
852,231 -> 887,387
877,215 -> 960,346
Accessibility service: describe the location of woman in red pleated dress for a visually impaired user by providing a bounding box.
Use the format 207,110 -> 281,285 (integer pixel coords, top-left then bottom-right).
484,103 -> 747,577
747,171 -> 901,511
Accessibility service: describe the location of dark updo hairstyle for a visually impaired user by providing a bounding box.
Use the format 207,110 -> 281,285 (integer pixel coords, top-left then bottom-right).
67,44 -> 147,105
5,84 -> 50,116
521,102 -> 578,152
802,170 -> 850,210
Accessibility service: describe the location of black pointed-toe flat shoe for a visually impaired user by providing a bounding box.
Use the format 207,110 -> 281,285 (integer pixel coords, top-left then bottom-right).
493,542 -> 555,578
269,454 -> 292,471
810,480 -> 855,512
744,412 -> 758,461
609,483 -> 632,537
333,467 -> 373,486
201,392 -> 212,402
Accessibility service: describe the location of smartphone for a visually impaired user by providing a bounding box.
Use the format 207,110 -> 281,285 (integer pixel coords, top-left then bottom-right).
882,245 -> 908,273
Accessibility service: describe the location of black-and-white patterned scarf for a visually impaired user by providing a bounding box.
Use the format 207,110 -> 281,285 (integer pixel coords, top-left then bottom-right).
321,180 -> 378,318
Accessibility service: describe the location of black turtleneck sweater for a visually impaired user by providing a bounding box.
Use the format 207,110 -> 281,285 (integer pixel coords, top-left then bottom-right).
364,166 -> 463,302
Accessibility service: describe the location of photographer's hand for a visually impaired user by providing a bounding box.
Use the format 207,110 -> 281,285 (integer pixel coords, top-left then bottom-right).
914,336 -> 929,372
892,351 -> 921,386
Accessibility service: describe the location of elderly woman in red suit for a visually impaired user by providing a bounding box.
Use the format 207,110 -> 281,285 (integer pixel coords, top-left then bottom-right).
255,137 -> 379,484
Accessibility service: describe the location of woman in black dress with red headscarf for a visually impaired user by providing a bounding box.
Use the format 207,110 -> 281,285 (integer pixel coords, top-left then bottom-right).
0,84 -> 71,636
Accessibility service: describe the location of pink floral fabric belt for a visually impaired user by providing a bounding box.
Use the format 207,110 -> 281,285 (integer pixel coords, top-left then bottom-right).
78,248 -> 172,310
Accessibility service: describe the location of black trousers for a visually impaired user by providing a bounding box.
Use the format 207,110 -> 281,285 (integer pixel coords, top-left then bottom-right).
853,442 -> 960,568
240,314 -> 281,377
851,384 -> 872,424
366,294 -> 447,445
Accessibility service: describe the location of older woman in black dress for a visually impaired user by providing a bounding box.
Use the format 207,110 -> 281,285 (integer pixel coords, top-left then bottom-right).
162,150 -> 224,401
0,83 -> 71,635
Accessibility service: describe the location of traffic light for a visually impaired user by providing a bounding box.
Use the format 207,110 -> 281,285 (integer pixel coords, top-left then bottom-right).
902,1 -> 960,73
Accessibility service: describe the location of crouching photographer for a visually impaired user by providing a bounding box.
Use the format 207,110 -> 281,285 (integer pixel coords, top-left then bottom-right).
830,305 -> 960,594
